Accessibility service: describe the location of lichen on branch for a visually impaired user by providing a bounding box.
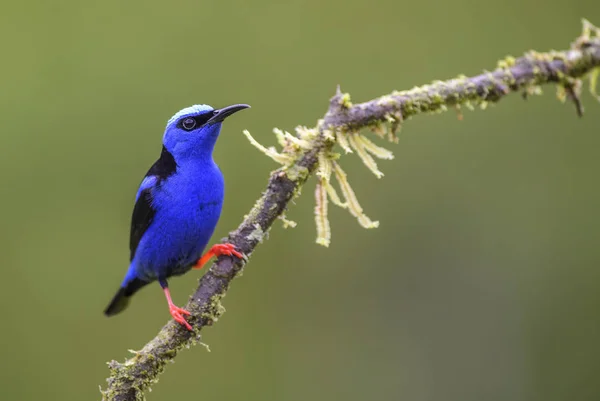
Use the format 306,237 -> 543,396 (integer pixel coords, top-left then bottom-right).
103,20 -> 600,401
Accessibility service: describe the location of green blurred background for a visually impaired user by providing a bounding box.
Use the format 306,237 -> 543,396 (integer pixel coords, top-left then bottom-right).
2,1 -> 600,400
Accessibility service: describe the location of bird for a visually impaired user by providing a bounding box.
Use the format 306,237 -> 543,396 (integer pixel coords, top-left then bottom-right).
104,103 -> 250,330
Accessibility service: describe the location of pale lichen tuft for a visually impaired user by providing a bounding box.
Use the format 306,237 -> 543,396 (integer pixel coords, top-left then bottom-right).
314,181 -> 331,247
336,130 -> 353,154
247,223 -> 266,244
332,162 -> 379,229
278,214 -> 297,229
348,134 -> 383,178
385,112 -> 402,143
243,130 -> 293,165
356,135 -> 394,160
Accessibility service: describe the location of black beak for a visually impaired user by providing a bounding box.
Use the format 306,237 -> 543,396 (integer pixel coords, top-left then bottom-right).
208,104 -> 250,124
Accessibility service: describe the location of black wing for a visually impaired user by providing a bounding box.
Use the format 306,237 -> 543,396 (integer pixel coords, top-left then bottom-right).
129,146 -> 178,261
129,187 -> 156,261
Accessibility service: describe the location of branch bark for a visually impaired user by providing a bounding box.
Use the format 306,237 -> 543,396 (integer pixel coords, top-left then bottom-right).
102,23 -> 600,401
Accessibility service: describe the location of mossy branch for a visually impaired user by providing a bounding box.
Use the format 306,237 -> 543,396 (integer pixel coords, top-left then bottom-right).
102,20 -> 600,401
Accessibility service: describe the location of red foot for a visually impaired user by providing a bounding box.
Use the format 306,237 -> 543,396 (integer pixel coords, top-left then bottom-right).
194,243 -> 243,270
169,304 -> 192,331
163,287 -> 192,331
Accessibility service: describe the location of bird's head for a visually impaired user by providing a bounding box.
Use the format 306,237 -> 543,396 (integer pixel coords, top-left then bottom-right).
163,103 -> 250,161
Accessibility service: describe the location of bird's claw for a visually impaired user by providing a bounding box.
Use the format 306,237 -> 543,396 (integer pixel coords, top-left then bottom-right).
169,304 -> 192,331
212,243 -> 243,259
194,242 -> 244,270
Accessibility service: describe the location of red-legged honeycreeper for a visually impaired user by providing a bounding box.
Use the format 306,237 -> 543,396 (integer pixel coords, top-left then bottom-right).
104,104 -> 250,330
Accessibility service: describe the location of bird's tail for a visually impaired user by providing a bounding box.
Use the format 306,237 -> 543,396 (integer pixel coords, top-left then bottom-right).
104,278 -> 148,316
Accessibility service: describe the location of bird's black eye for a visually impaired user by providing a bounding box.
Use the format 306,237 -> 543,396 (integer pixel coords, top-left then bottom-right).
182,118 -> 196,131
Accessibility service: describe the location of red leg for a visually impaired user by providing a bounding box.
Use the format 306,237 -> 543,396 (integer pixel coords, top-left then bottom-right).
194,243 -> 243,270
163,287 -> 192,331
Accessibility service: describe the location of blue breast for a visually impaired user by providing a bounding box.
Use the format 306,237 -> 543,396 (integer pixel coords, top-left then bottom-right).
132,160 -> 224,281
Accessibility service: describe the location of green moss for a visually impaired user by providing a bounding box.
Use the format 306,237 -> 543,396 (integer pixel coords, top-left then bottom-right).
285,165 -> 310,182
497,55 -> 516,69
430,92 -> 444,105
200,294 -> 226,323
339,92 -> 353,108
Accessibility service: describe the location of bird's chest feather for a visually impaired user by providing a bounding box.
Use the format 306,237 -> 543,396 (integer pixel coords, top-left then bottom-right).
136,162 -> 224,277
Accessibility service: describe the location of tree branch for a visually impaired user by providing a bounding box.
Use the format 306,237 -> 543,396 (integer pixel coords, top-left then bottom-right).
102,21 -> 600,401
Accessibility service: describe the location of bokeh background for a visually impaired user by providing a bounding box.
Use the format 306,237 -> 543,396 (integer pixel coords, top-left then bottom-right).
2,1 -> 600,400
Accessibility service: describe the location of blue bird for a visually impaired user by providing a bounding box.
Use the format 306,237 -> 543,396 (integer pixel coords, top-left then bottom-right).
104,103 -> 250,330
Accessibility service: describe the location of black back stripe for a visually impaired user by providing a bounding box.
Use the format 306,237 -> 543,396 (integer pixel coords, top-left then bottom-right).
147,146 -> 177,179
